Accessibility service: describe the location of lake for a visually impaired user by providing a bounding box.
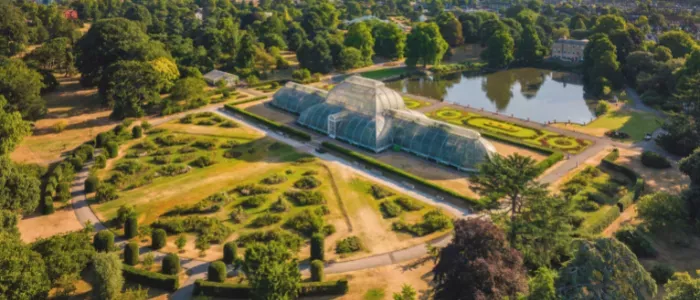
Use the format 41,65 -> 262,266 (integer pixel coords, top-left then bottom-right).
385,68 -> 597,124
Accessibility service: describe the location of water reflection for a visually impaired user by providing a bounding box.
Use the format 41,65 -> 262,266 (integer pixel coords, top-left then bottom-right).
386,68 -> 596,124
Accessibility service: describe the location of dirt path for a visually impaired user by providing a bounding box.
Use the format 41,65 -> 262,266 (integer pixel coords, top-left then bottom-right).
602,204 -> 638,237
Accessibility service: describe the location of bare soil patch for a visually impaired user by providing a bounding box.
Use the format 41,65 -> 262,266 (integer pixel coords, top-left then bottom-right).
18,208 -> 83,243
488,140 -> 547,161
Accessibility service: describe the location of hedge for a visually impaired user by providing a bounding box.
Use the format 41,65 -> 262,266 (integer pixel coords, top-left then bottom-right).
162,253 -> 180,275
230,95 -> 268,105
124,242 -> 139,265
193,279 -> 349,298
641,151 -> 671,169
580,206 -> 621,235
122,264 -> 179,291
472,130 -> 564,174
94,230 -> 114,252
224,104 -> 311,141
85,175 -> 98,193
125,216 -> 138,239
322,142 -> 482,207
535,152 -> 564,175
42,196 -> 54,215
151,229 -> 167,249
310,233 -> 325,261
310,260 -> 324,282
223,242 -> 237,265
207,261 -> 227,283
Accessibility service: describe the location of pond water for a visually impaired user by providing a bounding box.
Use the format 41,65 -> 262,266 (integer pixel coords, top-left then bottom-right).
385,68 -> 597,124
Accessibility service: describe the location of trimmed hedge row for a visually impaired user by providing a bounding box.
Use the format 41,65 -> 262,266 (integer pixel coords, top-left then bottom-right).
535,152 -> 564,175
230,95 -> 268,105
224,104 -> 311,141
322,142 -> 482,208
581,206 -> 621,235
193,279 -> 349,298
122,265 -> 180,291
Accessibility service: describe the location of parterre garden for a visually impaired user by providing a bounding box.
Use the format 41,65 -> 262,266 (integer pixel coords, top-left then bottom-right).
428,107 -> 592,154
90,115 -> 451,261
403,96 -> 432,110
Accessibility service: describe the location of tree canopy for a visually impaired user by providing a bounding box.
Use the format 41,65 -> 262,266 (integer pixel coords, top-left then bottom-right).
0,157 -> 41,215
0,96 -> 31,157
243,242 -> 301,300
0,57 -> 46,120
99,60 -> 161,119
405,22 -> 449,67
0,232 -> 50,299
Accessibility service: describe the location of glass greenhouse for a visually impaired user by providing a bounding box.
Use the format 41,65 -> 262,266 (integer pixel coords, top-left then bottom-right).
271,76 -> 496,171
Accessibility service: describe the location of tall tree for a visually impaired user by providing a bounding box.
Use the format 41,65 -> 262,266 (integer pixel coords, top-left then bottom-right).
297,37 -> 334,74
435,12 -> 464,47
92,252 -> 124,300
372,22 -> 406,60
516,25 -> 544,64
637,192 -> 689,234
0,2 -> 29,57
659,30 -> 698,58
0,57 -> 46,120
344,22 -> 375,66
472,153 -> 542,244
484,29 -> 515,68
665,271 -> 700,300
24,37 -> 75,75
583,34 -> 621,96
0,157 -> 41,215
0,233 -> 51,299
243,242 -> 301,300
31,229 -> 95,284
556,238 -> 656,299
236,33 -> 257,70
594,14 -> 626,36
99,60 -> 160,119
405,23 -> 449,67
513,195 -> 573,270
432,218 -> 528,299
0,96 -> 31,157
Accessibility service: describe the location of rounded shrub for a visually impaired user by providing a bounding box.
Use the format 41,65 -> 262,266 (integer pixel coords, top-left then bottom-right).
85,175 -> 98,193
223,242 -> 237,265
95,132 -> 110,148
310,260 -> 324,282
69,156 -> 84,171
94,155 -> 107,169
208,261 -> 227,282
641,151 -> 671,169
94,230 -> 114,252
42,196 -> 54,215
162,253 -> 180,275
132,125 -> 143,138
124,241 -> 139,266
650,264 -> 675,285
151,228 -> 167,250
310,233 -> 325,261
56,182 -> 72,202
124,216 -> 138,239
106,141 -> 119,158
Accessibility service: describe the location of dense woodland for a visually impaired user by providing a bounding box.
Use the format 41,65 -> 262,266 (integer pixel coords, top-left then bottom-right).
4,0 -> 700,299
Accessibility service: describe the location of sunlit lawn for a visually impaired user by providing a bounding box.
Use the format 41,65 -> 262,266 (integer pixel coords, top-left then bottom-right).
583,110 -> 661,141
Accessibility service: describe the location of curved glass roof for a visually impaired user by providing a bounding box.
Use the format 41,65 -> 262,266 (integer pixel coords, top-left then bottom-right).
334,112 -> 392,151
326,76 -> 405,116
297,103 -> 343,133
270,82 -> 328,114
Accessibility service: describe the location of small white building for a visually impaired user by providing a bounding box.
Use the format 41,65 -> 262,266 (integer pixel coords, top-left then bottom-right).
203,70 -> 239,87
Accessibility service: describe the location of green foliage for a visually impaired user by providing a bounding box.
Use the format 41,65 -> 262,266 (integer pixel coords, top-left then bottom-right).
125,216 -> 138,239
614,226 -> 657,258
190,155 -> 216,168
641,151 -> 671,169
293,176 -> 322,190
0,96 -> 31,155
311,260 -> 324,282
335,236 -> 363,254
106,141 -> 119,158
665,271 -> 700,299
392,210 -> 452,236
595,100 -> 610,116
0,232 -> 50,299
94,230 -> 114,252
124,242 -> 139,266
370,185 -> 394,199
344,22 -> 375,65
650,264 -> 675,285
193,279 -> 349,298
236,230 -> 304,251
151,216 -> 232,243
92,252 -> 124,300
241,195 -> 267,208
208,261 -> 227,283
85,175 -> 98,193
284,190 -> 325,206
223,242 -> 238,265
122,264 -> 179,291
151,229 -> 167,250
43,196 -> 54,215
659,30 -> 698,58
56,182 -> 72,202
555,238 -> 657,299
284,209 -> 328,237
96,183 -> 119,203
528,267 -> 557,300
0,157 -> 42,214
638,192 -> 688,234
162,253 -> 180,275
248,213 -> 282,228
224,104 -> 311,141
132,125 -> 143,138
0,58 -> 45,120
372,22 -> 406,60
483,29 -> 515,68
380,201 -> 402,218
243,242 -> 301,300
31,229 -> 95,284
311,233 -> 325,261
99,60 -> 161,119
405,22 -> 449,67
261,174 -> 287,185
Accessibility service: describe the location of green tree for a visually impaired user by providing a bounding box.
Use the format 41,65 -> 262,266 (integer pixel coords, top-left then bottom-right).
31,229 -> 95,284
528,267 -> 557,300
236,33 -> 257,69
92,252 -> 124,300
24,37 -> 75,75
344,22 -> 375,65
336,47 -> 364,71
243,242 -> 301,300
123,4 -> 152,31
99,60 -> 160,119
654,46 -> 673,62
0,96 -> 31,156
393,284 -> 417,300
0,232 -> 51,299
471,153 -> 542,244
484,30 -> 515,68
297,37 -> 333,74
637,192 -> 689,234
171,77 -> 206,101
556,238 -> 657,299
0,157 -> 41,214
0,2 -> 29,56
435,12 -> 464,47
0,57 -> 46,120
516,24 -> 544,64
659,30 -> 698,58
405,23 -> 449,67
175,234 -> 187,252
583,34 -> 621,96
680,149 -> 700,185
372,22 -> 406,60
665,271 -> 700,300
594,14 -> 627,35
74,18 -> 152,86
514,195 -> 573,270
0,209 -> 18,236
149,57 -> 179,92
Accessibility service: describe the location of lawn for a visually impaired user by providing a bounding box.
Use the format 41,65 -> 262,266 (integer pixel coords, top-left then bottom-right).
360,67 -> 410,80
581,110 -> 661,141
428,107 -> 593,154
91,116 -> 450,261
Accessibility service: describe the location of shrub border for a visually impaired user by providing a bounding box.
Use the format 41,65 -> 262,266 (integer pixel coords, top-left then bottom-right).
193,279 -> 349,298
122,265 -> 180,291
224,104 -> 311,141
230,95 -> 268,105
321,141 -> 482,208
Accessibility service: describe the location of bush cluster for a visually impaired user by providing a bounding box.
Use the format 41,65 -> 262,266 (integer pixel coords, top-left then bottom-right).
190,156 -> 216,168
236,229 -> 303,251
335,236 -> 363,254
650,264 -> 675,285
248,214 -> 282,228
283,209 -> 333,237
394,197 -> 423,211
370,185 -> 394,199
151,216 -> 233,243
614,226 -> 657,258
380,201 -> 402,218
155,134 -> 193,146
293,176 -> 322,189
641,151 -> 671,169
122,265 -> 179,291
392,210 -> 452,236
95,183 -> 119,203
158,164 -> 190,177
193,140 -> 217,150
284,190 -> 325,206
233,183 -> 274,196
269,198 -> 289,213
241,195 -> 267,208
261,174 -> 287,185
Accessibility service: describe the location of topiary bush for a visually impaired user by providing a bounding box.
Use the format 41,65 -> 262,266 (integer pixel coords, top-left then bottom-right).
223,242 -> 237,265
394,197 -> 423,211
42,196 -> 54,215
162,253 -> 180,275
650,263 -> 675,285
380,201 -> 402,218
208,261 -> 227,283
370,185 -> 394,199
311,233 -> 325,261
85,175 -> 98,193
293,176 -> 322,189
151,229 -> 167,250
56,182 -> 72,202
641,151 -> 671,169
311,260 -> 324,282
106,141 -> 119,158
94,230 -> 114,252
124,242 -> 139,266
132,125 -> 143,138
94,154 -> 107,169
335,236 -> 363,254
125,216 -> 138,239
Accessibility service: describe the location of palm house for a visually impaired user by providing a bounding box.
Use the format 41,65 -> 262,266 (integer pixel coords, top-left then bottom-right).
271,76 -> 496,171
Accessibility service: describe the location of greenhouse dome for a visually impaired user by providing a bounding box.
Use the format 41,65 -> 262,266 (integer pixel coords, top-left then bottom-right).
270,76 -> 496,171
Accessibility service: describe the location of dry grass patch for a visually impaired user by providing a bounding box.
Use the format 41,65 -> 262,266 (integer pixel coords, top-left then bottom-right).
18,208 -> 84,243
